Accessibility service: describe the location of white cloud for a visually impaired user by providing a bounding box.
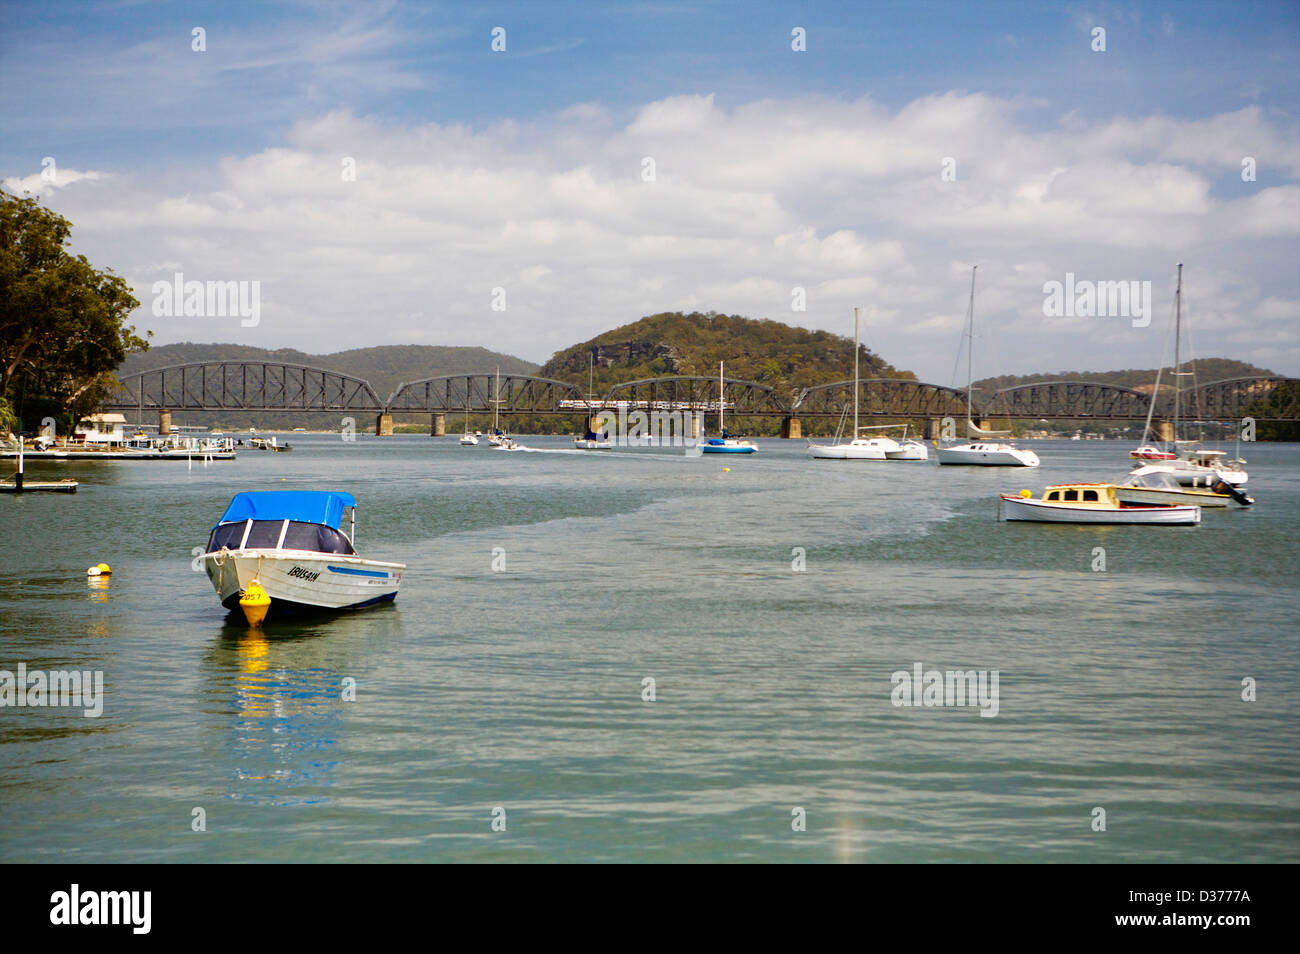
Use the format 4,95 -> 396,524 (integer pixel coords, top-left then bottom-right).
20,92 -> 1300,381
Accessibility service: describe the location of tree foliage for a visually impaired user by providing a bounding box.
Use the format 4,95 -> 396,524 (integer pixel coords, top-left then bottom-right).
0,187 -> 148,429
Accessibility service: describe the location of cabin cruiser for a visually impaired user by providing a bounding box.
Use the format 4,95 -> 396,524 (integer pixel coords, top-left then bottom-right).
1140,444 -> 1248,486
1117,465 -> 1253,508
199,491 -> 404,623
1000,484 -> 1200,525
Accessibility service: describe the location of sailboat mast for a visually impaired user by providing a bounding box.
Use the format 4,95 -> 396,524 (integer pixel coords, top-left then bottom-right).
966,265 -> 977,424
719,360 -> 725,436
1173,263 -> 1182,440
853,307 -> 860,438
494,366 -> 500,432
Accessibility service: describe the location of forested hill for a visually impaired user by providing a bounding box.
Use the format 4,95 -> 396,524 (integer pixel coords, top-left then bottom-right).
973,358 -> 1274,395
540,311 -> 914,396
119,343 -> 539,401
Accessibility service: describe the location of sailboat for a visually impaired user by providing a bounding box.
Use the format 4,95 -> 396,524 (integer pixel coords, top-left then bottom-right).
935,266 -> 1040,467
458,390 -> 478,445
487,367 -> 507,446
574,352 -> 612,449
699,361 -> 757,453
809,308 -> 889,460
1130,265 -> 1247,486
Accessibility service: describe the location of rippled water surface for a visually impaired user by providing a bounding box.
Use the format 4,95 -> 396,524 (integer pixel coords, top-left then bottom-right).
1,436 -> 1297,862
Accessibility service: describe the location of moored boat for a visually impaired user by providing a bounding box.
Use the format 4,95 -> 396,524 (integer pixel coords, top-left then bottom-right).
937,266 -> 1038,468
1116,465 -> 1252,507
199,491 -> 404,624
808,437 -> 887,460
999,484 -> 1200,525
699,360 -> 757,454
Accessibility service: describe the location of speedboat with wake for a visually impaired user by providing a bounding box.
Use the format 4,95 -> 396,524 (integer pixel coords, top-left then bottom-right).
199,491 -> 404,625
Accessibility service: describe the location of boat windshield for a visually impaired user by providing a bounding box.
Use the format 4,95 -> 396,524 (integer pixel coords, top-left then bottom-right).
1130,470 -> 1182,490
207,519 -> 355,554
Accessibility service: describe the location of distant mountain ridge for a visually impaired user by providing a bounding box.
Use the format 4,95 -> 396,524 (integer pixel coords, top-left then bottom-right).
119,343 -> 539,402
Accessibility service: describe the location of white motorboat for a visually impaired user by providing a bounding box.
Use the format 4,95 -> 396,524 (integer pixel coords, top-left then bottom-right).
999,484 -> 1200,525
573,435 -> 613,450
459,433 -> 479,445
699,361 -> 757,454
199,491 -> 404,623
1143,445 -> 1248,487
1116,465 -> 1252,508
937,266 -> 1038,468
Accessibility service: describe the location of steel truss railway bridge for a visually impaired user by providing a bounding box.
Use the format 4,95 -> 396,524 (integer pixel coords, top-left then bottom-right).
104,362 -> 1300,436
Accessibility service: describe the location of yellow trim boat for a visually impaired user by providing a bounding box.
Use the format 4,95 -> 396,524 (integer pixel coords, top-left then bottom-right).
999,483 -> 1200,525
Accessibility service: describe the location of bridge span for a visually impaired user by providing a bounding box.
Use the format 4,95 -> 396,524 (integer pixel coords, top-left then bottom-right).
105,362 -> 1300,435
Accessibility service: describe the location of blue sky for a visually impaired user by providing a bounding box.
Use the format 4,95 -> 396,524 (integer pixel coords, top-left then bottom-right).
2,0 -> 1298,379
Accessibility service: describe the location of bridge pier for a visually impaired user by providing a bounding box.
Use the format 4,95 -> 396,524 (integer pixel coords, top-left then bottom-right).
431,413 -> 446,437
927,417 -> 945,440
781,416 -> 801,439
375,413 -> 393,437
977,418 -> 991,434
1155,420 -> 1174,443
159,408 -> 171,436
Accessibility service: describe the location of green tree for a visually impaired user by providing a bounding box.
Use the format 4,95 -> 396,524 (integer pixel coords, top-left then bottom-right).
0,188 -> 149,430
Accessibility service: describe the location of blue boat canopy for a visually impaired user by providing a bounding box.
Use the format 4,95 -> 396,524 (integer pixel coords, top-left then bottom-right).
217,491 -> 356,529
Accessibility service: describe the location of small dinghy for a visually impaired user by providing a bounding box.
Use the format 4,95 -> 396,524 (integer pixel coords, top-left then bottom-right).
199,491 -> 404,625
999,484 -> 1200,525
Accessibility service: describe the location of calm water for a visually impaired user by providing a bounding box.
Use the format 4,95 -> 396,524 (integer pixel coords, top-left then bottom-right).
1,435 -> 1297,862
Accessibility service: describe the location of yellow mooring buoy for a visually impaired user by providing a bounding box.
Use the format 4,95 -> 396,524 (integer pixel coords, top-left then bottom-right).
86,562 -> 111,577
239,581 -> 271,628
1019,489 -> 1033,498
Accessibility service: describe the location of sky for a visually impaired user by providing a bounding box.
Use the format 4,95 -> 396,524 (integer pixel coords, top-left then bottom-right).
2,0 -> 1298,384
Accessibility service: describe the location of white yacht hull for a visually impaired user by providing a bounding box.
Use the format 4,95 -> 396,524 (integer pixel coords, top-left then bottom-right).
937,444 -> 1039,466
202,550 -> 404,614
1000,496 -> 1199,525
807,443 -> 886,460
885,440 -> 929,461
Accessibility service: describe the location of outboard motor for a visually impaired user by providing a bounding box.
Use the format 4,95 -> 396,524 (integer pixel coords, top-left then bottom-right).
1212,477 -> 1254,506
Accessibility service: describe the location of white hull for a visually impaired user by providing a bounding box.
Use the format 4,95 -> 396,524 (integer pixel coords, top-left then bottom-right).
202,550 -> 404,613
573,439 -> 613,450
1141,460 -> 1248,486
1113,486 -> 1229,508
937,443 -> 1039,466
885,440 -> 929,460
1000,495 -> 1199,525
808,442 -> 886,460
458,435 -> 478,445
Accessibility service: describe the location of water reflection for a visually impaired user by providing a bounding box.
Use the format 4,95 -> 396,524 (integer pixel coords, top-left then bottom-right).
201,618 -> 387,806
